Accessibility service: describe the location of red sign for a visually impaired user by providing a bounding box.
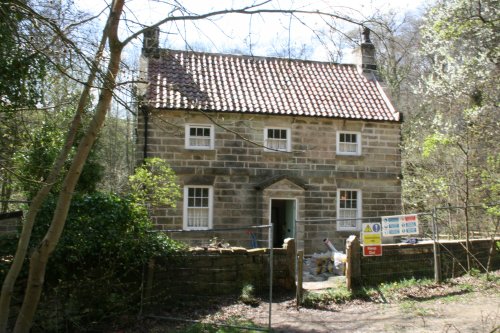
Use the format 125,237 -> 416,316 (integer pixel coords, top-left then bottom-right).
363,245 -> 382,256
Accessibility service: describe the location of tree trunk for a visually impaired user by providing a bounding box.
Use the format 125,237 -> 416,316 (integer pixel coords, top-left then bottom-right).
0,174 -> 12,213
8,2 -> 124,332
0,23 -> 112,333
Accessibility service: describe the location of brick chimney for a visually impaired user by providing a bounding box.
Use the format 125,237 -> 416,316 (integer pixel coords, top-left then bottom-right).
142,27 -> 160,55
137,27 -> 160,101
352,27 -> 377,80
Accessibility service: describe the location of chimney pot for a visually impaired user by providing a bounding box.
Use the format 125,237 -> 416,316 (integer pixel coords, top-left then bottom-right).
143,27 -> 160,54
352,27 -> 377,80
362,27 -> 372,44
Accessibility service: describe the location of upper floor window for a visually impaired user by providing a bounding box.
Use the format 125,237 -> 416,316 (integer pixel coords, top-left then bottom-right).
183,186 -> 213,230
336,131 -> 361,156
337,189 -> 362,231
264,128 -> 291,152
185,124 -> 214,150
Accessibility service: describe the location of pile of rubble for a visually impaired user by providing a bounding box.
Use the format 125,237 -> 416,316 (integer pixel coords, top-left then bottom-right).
303,239 -> 347,282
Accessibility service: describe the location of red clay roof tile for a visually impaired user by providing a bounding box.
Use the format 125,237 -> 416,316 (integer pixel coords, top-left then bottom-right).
145,49 -> 399,122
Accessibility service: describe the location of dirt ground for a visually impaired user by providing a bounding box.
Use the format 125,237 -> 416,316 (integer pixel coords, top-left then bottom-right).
135,274 -> 499,333
244,290 -> 499,333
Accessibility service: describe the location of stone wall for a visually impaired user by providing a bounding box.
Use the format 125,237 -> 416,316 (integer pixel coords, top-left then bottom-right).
346,237 -> 500,286
0,211 -> 22,235
144,241 -> 296,303
137,110 -> 402,253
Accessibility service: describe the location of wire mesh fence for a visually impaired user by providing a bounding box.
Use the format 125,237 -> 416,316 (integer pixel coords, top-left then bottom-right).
140,225 -> 275,332
434,205 -> 499,240
4,205 -> 498,330
295,205 -> 499,290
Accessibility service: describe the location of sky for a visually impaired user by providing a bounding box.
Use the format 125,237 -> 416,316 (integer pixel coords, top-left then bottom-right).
76,0 -> 428,62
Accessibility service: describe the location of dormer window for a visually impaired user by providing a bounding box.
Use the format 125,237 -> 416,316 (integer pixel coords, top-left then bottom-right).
336,131 -> 361,156
185,124 -> 214,150
264,128 -> 291,152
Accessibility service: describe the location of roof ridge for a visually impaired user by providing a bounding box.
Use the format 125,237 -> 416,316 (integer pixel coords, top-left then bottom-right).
154,48 -> 352,67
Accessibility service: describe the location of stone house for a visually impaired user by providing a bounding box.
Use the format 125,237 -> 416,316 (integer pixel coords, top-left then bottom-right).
136,28 -> 402,254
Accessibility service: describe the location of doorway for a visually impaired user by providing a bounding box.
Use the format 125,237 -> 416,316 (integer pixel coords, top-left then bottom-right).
270,199 -> 296,248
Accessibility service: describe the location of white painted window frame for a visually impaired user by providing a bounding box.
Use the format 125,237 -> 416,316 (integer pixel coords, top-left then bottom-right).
336,131 -> 361,156
264,127 -> 291,152
336,189 -> 362,231
183,185 -> 214,230
185,124 -> 214,150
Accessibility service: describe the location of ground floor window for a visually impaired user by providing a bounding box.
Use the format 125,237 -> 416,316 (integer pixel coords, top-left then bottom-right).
337,189 -> 361,231
183,186 -> 213,230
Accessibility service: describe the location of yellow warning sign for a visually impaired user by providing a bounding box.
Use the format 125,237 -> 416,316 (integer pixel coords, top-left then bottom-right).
363,234 -> 381,244
362,223 -> 382,256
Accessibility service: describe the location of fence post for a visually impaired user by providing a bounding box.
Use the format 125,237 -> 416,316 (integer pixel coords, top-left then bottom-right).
296,250 -> 303,308
285,238 -> 296,290
268,224 -> 273,332
346,235 -> 360,290
432,208 -> 442,283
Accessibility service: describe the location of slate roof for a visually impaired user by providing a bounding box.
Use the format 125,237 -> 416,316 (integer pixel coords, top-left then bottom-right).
145,49 -> 399,122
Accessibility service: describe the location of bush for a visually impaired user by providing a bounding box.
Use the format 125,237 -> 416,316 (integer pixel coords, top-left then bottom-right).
0,233 -> 19,281
27,192 -> 186,331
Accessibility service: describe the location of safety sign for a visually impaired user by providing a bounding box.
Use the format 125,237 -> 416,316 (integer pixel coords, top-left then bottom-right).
362,222 -> 382,256
381,214 -> 419,236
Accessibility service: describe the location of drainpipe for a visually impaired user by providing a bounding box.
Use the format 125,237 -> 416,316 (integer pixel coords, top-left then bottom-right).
141,106 -> 149,162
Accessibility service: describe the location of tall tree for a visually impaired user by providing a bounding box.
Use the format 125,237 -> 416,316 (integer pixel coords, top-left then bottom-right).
403,0 -> 499,258
0,1 -> 108,330
0,0 -> 47,212
409,0 -> 499,209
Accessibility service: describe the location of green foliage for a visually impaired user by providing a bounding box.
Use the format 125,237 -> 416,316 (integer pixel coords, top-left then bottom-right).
377,277 -> 434,294
421,133 -> 451,158
18,119 -> 105,199
480,154 -> 500,216
421,0 -> 499,102
302,285 -> 352,308
129,157 -> 181,210
239,283 -> 260,306
402,0 -> 499,214
18,122 -> 65,198
32,192 -> 184,274
0,2 -> 47,109
28,192 -> 186,330
0,1 -> 48,209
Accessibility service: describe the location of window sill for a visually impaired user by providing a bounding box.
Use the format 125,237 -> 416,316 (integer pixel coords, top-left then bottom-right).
263,149 -> 292,153
185,148 -> 216,152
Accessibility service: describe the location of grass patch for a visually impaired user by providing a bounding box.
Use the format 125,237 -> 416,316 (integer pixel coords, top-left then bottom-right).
302,285 -> 353,308
377,278 -> 435,294
400,300 -> 435,317
302,271 -> 500,309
